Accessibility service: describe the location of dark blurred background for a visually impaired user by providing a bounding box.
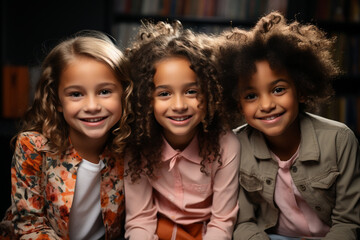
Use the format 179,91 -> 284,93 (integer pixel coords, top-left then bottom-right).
0,0 -> 111,219
1,0 -> 359,219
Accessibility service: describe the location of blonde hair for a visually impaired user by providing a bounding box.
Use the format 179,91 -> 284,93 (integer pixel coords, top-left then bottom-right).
18,30 -> 133,155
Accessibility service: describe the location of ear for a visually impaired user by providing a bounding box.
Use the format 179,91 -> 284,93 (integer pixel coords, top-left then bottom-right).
299,95 -> 306,103
57,105 -> 63,112
237,102 -> 244,114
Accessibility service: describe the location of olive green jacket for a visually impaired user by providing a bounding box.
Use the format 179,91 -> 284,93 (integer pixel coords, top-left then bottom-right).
233,113 -> 360,240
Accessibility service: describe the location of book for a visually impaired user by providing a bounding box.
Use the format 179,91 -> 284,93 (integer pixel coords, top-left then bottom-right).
2,65 -> 30,118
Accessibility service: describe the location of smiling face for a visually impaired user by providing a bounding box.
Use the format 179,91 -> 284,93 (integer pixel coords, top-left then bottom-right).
58,56 -> 123,147
239,60 -> 301,142
152,57 -> 205,150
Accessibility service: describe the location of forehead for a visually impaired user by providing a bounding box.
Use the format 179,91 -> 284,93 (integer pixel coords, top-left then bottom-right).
59,56 -> 119,87
241,61 -> 291,86
153,56 -> 197,86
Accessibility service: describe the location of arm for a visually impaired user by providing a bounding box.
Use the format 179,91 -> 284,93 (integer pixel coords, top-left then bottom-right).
203,132 -> 240,240
124,155 -> 158,240
8,133 -> 61,239
324,128 -> 360,239
232,129 -> 271,240
233,185 -> 270,240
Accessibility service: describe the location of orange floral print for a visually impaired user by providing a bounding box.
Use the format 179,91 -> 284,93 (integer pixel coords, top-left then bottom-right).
28,195 -> 43,210
1,132 -> 125,239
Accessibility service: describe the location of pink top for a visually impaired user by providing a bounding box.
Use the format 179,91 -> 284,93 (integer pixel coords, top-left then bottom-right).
124,131 -> 240,240
273,147 -> 330,238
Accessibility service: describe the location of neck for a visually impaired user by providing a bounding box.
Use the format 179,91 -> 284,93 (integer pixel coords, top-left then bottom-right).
164,129 -> 198,151
265,118 -> 301,161
69,132 -> 108,164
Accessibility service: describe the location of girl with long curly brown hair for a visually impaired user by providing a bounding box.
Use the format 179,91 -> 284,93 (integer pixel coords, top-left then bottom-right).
217,11 -> 360,240
0,30 -> 132,239
124,21 -> 240,240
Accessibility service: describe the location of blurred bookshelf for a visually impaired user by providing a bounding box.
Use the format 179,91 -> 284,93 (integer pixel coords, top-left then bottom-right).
109,0 -> 360,139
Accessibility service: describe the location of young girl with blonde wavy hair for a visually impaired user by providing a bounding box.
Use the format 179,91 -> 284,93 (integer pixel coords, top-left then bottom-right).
0,30 -> 132,240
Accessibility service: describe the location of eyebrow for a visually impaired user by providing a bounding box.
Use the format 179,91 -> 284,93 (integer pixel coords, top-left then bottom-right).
62,82 -> 118,92
270,79 -> 288,86
154,82 -> 198,90
243,78 -> 289,91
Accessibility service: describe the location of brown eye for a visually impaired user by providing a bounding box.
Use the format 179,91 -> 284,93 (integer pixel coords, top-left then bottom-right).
273,87 -> 285,95
157,91 -> 171,97
186,89 -> 198,95
99,89 -> 111,95
244,93 -> 257,100
69,92 -> 82,98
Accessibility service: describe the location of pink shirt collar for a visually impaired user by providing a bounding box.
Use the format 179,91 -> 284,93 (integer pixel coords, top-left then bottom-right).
161,134 -> 202,171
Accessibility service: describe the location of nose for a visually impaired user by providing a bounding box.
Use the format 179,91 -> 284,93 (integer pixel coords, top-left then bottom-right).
83,95 -> 101,113
171,95 -> 188,112
259,95 -> 275,112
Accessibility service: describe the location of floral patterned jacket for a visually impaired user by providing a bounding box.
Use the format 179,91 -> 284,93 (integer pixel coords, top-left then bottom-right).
0,131 -> 125,240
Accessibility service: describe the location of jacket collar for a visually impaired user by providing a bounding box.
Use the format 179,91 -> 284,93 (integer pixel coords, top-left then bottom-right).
298,113 -> 320,162
248,112 -> 320,162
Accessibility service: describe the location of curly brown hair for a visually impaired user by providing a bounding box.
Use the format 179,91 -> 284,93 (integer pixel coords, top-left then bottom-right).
125,20 -> 227,182
217,11 -> 340,116
15,30 -> 133,156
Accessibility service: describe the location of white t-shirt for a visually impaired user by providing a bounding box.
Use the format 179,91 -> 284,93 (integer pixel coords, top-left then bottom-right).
69,159 -> 105,240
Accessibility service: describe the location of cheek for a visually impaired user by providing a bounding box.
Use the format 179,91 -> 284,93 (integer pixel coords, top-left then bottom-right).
282,95 -> 298,110
109,97 -> 122,111
239,101 -> 252,115
152,100 -> 166,116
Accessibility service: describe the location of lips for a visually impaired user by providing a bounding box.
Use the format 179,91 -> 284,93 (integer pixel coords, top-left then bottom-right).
168,116 -> 191,121
258,113 -> 283,120
81,117 -> 107,122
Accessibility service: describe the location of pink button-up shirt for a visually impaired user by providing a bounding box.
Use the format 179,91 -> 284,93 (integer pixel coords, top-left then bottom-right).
273,147 -> 330,238
125,131 -> 240,240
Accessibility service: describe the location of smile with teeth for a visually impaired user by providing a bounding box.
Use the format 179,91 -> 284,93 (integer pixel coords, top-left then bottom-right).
259,113 -> 282,120
169,116 -> 191,121
81,117 -> 107,122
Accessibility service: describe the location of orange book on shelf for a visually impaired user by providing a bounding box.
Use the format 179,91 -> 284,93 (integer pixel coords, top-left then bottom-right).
160,0 -> 171,16
2,65 -> 30,118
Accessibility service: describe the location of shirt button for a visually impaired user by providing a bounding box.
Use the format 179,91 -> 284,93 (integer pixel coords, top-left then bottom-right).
299,185 -> 306,191
315,206 -> 322,211
266,179 -> 272,185
291,166 -> 297,173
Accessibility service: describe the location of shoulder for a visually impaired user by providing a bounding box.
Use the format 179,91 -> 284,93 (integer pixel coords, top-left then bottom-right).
219,130 -> 241,165
302,113 -> 358,148
232,123 -> 255,142
16,131 -> 51,152
303,113 -> 355,137
220,130 -> 241,149
304,112 -> 349,129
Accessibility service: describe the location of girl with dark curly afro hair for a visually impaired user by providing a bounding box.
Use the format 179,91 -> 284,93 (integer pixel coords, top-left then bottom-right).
124,20 -> 240,240
217,11 -> 360,240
